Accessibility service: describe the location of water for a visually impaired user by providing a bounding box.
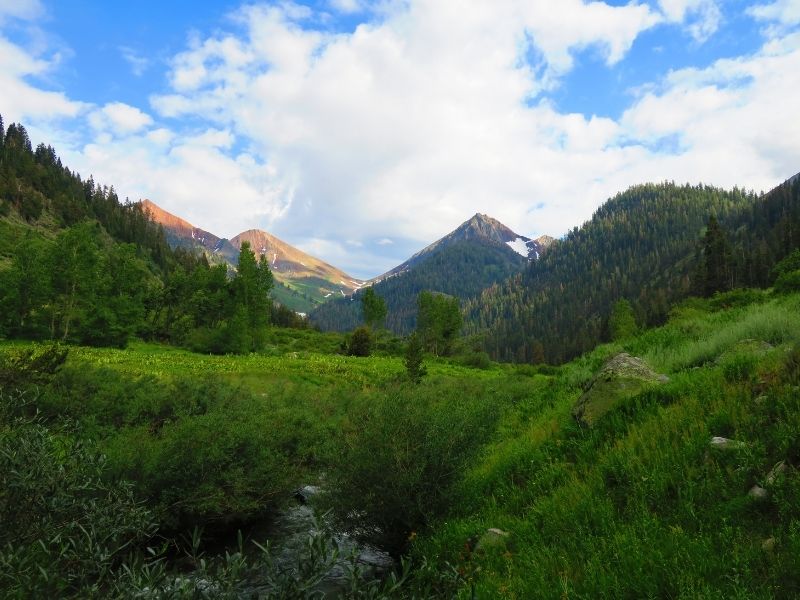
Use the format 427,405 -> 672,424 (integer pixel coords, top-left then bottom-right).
242,487 -> 395,597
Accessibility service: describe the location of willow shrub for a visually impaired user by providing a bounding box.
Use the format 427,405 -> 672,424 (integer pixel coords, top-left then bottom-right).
323,381 -> 501,555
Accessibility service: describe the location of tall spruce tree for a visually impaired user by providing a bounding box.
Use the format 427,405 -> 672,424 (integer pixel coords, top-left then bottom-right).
702,215 -> 733,296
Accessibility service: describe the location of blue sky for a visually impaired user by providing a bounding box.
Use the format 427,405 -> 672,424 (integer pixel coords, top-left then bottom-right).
1,0 -> 799,278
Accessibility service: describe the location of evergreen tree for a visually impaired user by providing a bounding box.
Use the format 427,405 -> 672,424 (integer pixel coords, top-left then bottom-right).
361,287 -> 387,330
233,241 -> 274,349
404,332 -> 427,383
348,326 -> 372,357
702,215 -> 733,296
609,298 -> 638,341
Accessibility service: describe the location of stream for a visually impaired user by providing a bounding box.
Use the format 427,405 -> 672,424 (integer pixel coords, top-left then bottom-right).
239,485 -> 396,597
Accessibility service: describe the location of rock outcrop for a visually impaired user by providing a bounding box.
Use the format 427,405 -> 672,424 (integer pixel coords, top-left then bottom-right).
572,353 -> 669,427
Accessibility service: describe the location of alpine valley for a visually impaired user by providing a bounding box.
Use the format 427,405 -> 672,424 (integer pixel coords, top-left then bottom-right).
3,112 -> 800,600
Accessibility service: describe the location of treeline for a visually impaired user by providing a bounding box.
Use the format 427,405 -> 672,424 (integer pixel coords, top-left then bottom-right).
0,116 -> 171,268
0,116 -> 304,352
311,240 -> 525,334
468,179 -> 800,363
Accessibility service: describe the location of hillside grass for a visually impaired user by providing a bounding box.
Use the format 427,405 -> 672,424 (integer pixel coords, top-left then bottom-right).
413,291 -> 800,598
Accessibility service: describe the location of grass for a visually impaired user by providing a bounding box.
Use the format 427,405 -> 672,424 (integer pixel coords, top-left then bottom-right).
411,291 -> 800,598
2,290 -> 799,597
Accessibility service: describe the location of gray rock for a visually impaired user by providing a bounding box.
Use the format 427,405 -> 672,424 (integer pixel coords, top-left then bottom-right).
474,528 -> 510,553
294,485 -> 321,504
765,461 -> 788,486
709,436 -> 746,451
748,485 -> 768,500
572,353 -> 669,426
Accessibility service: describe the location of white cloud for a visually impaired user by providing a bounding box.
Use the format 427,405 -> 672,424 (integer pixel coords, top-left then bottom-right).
658,0 -> 722,42
0,37 -> 85,123
119,46 -> 149,76
0,0 -> 43,23
330,0 -> 364,14
89,102 -> 153,135
748,0 -> 800,26
5,0 -> 800,279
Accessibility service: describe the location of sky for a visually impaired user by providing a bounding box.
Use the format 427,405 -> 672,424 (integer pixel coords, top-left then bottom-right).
1,0 -> 800,279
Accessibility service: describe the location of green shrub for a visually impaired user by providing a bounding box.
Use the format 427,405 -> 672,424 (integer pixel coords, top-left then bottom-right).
324,385 -> 500,555
0,389 -> 157,598
347,326 -> 372,357
774,270 -> 800,294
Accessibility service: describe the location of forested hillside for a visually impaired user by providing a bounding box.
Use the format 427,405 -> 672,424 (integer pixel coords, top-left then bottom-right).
311,239 -> 527,333
0,116 -> 303,352
468,180 -> 800,363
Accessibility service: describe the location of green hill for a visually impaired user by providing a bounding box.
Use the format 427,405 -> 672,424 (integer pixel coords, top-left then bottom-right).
468,179 -> 800,364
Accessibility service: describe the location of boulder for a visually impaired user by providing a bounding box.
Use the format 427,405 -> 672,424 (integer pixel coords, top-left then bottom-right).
765,460 -> 788,486
474,528 -> 511,554
572,353 -> 669,427
748,485 -> 768,500
709,436 -> 746,451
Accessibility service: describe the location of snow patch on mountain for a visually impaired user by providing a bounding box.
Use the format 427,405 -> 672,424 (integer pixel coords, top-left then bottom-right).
506,238 -> 529,258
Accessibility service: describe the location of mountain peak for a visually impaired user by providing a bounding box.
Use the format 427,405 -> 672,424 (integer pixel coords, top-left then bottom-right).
374,212 -> 550,281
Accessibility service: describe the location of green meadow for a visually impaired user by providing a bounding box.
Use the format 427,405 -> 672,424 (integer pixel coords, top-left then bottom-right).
3,289 -> 800,597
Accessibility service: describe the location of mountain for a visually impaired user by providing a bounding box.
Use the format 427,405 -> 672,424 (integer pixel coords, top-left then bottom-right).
376,213 -> 552,281
468,176 -> 800,364
311,213 -> 550,333
140,200 -> 239,263
230,228 -> 365,301
141,200 -> 364,313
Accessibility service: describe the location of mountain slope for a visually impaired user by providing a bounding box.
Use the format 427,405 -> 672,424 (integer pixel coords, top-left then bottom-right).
311,213 -> 548,333
469,177 -> 800,364
141,200 -> 364,313
376,213 -> 552,281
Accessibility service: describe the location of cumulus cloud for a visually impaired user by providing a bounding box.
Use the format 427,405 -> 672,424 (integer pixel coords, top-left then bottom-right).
0,37 -> 85,124
658,0 -> 722,41
4,0 -> 799,278
89,102 -> 153,136
0,0 -> 43,23
748,0 -> 800,26
145,0 -> 666,257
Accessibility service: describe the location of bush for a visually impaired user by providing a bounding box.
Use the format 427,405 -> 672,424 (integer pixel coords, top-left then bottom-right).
324,386 -> 500,555
0,389 -> 157,598
774,270 -> 800,294
347,326 -> 372,357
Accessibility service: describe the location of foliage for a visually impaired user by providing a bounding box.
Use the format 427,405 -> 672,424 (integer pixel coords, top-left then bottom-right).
417,291 -> 462,356
609,298 -> 639,341
361,286 -> 388,330
0,223 -> 150,347
414,290 -> 800,598
347,325 -> 373,357
324,383 -> 501,555
404,332 -> 427,383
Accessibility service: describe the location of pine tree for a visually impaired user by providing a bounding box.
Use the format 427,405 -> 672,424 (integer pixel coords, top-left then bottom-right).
702,215 -> 733,296
404,332 -> 427,383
